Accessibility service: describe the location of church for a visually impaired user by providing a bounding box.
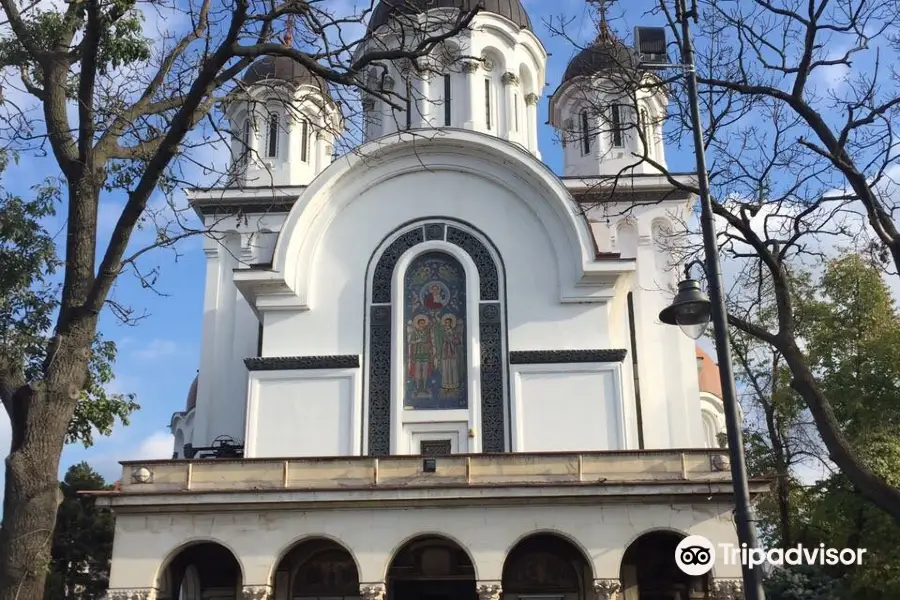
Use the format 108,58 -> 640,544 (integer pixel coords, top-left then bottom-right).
95,2 -> 766,599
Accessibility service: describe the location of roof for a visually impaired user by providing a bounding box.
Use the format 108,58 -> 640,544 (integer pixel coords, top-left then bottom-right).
186,375 -> 198,412
367,0 -> 532,32
696,346 -> 723,398
241,56 -> 332,99
561,24 -> 637,83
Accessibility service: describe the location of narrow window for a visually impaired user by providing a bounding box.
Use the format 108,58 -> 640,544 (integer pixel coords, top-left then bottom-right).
581,110 -> 591,155
300,119 -> 309,163
484,78 -> 492,129
240,119 -> 251,170
611,104 -> 624,148
266,114 -> 279,158
443,74 -> 452,126
405,79 -> 413,130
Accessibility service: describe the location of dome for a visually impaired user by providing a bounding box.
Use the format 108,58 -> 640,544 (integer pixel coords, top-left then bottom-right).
185,375 -> 198,412
368,0 -> 532,33
695,347 -> 723,398
561,29 -> 637,83
241,56 -> 332,98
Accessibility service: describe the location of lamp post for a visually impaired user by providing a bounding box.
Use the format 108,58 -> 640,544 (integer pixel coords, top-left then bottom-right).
642,1 -> 766,598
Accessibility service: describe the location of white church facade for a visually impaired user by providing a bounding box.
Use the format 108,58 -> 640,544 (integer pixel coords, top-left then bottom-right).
97,2 -> 766,600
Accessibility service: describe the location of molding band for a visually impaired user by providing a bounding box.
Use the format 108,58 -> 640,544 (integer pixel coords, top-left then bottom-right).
245,355 -> 360,371
509,349 -> 627,364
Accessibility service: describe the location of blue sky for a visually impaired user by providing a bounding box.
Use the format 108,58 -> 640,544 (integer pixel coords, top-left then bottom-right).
0,0 -> 846,489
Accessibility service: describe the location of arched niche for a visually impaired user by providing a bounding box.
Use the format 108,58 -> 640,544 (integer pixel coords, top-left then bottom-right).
156,541 -> 243,600
386,535 -> 476,600
501,533 -> 593,600
272,538 -> 361,600
365,219 -> 507,455
620,531 -> 711,599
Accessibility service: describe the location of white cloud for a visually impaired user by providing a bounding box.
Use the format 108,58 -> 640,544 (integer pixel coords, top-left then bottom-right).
131,431 -> 176,460
133,339 -> 179,360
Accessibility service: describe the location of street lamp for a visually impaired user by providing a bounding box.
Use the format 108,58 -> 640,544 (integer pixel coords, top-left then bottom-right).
658,274 -> 711,340
638,1 -> 767,599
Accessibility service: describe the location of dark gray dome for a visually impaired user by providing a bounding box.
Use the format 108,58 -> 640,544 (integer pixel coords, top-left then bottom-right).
368,0 -> 532,32
185,375 -> 198,412
242,56 -> 331,96
562,31 -> 637,82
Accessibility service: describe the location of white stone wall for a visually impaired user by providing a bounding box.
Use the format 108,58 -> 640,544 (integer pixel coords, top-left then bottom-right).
187,133 -> 707,456
106,501 -> 744,590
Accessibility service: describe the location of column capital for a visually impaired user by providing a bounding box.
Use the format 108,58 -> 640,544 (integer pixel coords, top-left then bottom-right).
502,71 -> 520,86
476,582 -> 502,600
462,60 -> 481,73
360,583 -> 387,600
592,579 -> 621,600
525,93 -> 539,106
711,578 -> 744,600
107,589 -> 157,600
242,586 -> 272,600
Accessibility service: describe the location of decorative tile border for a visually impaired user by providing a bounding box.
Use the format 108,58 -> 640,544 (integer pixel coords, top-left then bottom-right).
509,349 -> 628,364
368,220 -> 507,455
244,355 -> 360,371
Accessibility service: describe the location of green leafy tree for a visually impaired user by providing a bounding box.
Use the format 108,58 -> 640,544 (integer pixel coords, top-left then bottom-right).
44,463 -> 115,600
0,153 -> 137,450
0,0 -> 478,597
735,255 -> 900,598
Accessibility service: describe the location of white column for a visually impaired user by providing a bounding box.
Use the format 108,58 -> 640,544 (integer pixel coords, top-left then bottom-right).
463,60 -> 479,130
193,240 -> 222,446
207,232 -> 240,445
417,72 -> 431,128
502,72 -> 519,143
525,93 -> 539,155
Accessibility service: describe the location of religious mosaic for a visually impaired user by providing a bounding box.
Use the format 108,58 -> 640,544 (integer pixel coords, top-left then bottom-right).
403,252 -> 468,410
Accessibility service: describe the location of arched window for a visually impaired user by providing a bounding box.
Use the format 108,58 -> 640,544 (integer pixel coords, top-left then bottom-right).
443,73 -> 453,126
266,113 -> 279,158
403,252 -> 468,410
367,222 -> 507,456
610,104 -> 624,148
581,109 -> 592,155
299,119 -> 310,162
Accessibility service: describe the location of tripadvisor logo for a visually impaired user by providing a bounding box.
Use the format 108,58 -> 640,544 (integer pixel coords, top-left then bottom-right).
675,536 -> 716,576
674,535 -> 868,574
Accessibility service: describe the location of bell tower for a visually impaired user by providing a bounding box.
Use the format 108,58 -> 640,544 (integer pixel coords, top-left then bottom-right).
549,0 -> 668,177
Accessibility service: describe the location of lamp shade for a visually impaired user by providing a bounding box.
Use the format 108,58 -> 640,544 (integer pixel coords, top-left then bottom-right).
659,278 -> 711,340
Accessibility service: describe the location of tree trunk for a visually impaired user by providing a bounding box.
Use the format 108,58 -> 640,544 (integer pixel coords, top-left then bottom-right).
0,332 -> 94,600
782,341 -> 900,524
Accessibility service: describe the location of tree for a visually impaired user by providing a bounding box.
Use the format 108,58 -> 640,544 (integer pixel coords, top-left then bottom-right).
551,0 -> 900,522
0,1 -> 479,597
0,150 -> 138,449
44,463 -> 115,600
735,255 -> 900,598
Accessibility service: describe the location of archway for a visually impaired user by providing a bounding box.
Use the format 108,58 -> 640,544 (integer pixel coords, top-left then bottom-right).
156,542 -> 242,600
387,535 -> 476,600
272,538 -> 360,600
501,533 -> 592,600
620,531 -> 710,599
